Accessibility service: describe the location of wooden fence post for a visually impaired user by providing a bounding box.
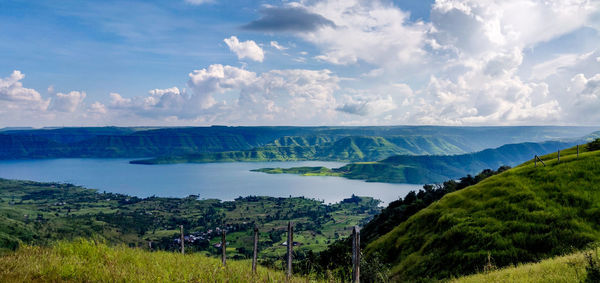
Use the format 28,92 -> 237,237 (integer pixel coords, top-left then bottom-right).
180,225 -> 185,254
577,145 -> 580,158
557,150 -> 560,163
287,221 -> 293,279
352,226 -> 360,283
534,155 -> 537,167
252,225 -> 258,273
222,230 -> 227,266
537,155 -> 546,167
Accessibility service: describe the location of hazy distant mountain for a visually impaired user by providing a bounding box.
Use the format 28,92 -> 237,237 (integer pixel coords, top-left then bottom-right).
0,126 -> 597,160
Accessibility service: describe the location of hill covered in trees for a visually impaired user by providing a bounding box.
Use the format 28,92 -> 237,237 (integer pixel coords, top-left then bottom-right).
1,126 -> 596,161
0,178 -> 379,266
253,140 -> 577,184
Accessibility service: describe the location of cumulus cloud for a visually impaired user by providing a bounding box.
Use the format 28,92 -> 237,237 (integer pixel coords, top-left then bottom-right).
187,64 -> 255,99
88,102 -> 107,114
409,69 -> 561,125
242,6 -> 335,32
109,87 -> 199,118
0,70 -> 50,111
224,36 -> 264,62
300,0 -> 428,66
566,73 -> 600,123
430,0 -> 598,56
0,70 -> 107,126
102,65 -> 340,124
51,91 -> 86,112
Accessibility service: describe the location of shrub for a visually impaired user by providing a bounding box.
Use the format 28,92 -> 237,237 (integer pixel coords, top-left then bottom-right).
584,251 -> 600,283
586,138 -> 600,152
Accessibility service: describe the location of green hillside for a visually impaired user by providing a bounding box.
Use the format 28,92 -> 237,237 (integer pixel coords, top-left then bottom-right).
364,143 -> 600,280
0,239 -> 317,282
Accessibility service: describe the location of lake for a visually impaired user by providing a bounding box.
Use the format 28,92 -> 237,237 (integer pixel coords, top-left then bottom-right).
0,159 -> 422,205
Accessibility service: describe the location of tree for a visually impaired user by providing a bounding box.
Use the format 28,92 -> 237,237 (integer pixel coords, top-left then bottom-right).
587,138 -> 600,152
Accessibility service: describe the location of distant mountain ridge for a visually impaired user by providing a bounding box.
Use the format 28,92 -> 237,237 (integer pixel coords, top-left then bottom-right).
0,126 -> 597,160
132,135 -> 478,164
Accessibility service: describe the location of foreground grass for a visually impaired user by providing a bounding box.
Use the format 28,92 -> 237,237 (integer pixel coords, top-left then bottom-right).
452,249 -> 597,283
0,239 -> 321,282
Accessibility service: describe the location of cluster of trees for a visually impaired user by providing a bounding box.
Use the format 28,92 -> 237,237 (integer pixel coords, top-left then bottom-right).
587,138 -> 600,151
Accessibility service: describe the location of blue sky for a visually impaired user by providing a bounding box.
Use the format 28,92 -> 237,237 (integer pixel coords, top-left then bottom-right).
1,0 -> 599,127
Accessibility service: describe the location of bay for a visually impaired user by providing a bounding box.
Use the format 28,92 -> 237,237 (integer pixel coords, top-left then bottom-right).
0,159 -> 421,205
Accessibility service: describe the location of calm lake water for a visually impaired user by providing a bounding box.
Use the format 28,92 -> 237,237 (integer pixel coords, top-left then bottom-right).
0,159 -> 422,205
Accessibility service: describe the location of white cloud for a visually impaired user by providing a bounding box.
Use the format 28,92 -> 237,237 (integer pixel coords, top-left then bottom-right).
566,73 -> 600,123
51,91 -> 86,112
430,0 -> 599,55
188,64 -> 256,94
408,70 -> 562,125
184,0 -> 214,5
270,41 -> 288,50
104,65 -> 340,124
89,102 -> 107,114
301,0 -> 428,66
224,36 -> 265,62
109,92 -> 132,108
337,95 -> 396,116
530,53 -> 581,80
0,70 -> 50,111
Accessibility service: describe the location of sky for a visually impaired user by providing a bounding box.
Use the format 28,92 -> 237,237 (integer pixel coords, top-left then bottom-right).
1,0 -> 600,127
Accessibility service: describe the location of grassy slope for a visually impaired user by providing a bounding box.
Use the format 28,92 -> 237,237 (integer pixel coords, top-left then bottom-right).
452,249 -> 597,283
0,239 -> 318,282
365,144 -> 600,280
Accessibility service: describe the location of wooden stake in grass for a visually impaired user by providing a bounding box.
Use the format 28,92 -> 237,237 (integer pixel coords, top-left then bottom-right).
352,226 -> 360,283
252,225 -> 258,274
222,230 -> 227,266
287,221 -> 293,279
180,225 -> 185,255
535,155 -> 546,167
558,149 -> 560,163
534,155 -> 537,167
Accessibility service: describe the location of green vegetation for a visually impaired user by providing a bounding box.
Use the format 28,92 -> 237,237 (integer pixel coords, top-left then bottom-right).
252,140 -> 575,184
299,166 -> 510,281
364,141 -> 600,280
451,249 -> 598,283
3,126 -> 594,161
251,166 -> 344,177
0,239 -> 318,282
0,178 -> 379,267
130,135 -> 477,164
